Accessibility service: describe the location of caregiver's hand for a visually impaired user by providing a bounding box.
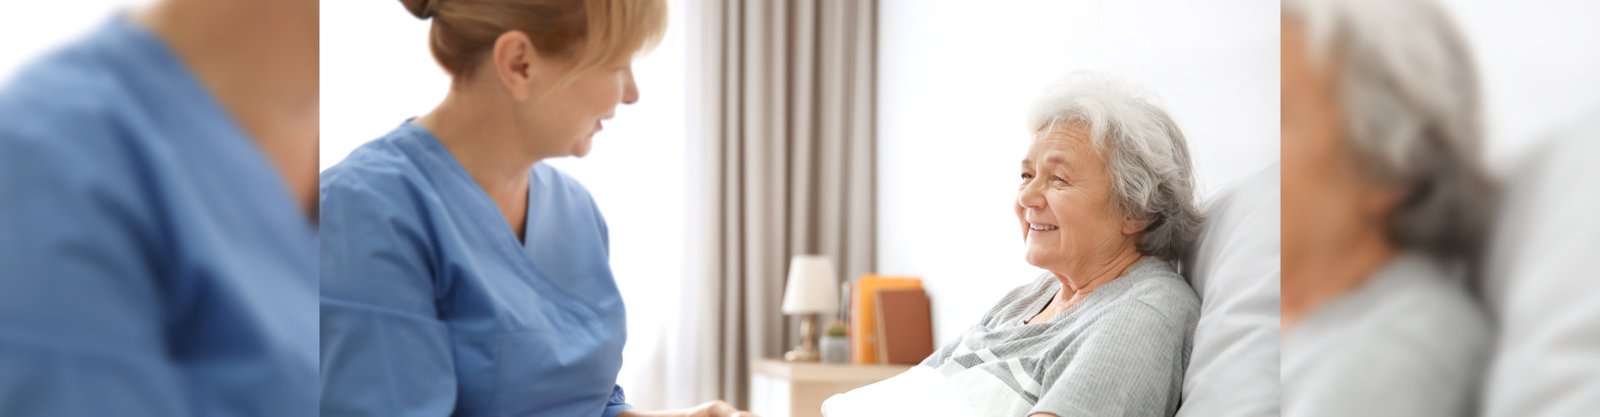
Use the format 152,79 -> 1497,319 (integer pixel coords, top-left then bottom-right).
688,400 -> 759,417
618,400 -> 759,417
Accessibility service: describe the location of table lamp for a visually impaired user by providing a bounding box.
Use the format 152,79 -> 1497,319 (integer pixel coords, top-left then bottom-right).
781,255 -> 839,362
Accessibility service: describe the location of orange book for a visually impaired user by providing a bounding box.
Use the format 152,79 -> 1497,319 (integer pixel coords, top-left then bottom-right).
851,274 -> 922,364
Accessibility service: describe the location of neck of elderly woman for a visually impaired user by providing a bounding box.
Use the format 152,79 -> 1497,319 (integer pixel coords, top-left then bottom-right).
1281,225 -> 1396,329
1053,243 -> 1145,295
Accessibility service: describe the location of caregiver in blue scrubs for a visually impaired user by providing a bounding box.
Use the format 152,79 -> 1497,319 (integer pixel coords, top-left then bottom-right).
319,1 -> 752,416
0,1 -> 319,416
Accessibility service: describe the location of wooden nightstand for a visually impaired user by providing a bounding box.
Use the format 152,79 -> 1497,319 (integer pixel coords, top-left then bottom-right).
748,359 -> 912,417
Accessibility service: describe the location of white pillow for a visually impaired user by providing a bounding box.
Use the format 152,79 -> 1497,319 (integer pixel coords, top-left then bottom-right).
1480,122 -> 1600,417
1175,162 -> 1281,417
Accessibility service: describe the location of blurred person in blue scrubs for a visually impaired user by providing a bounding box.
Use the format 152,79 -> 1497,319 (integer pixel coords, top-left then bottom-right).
318,1 -> 751,416
0,0 -> 318,416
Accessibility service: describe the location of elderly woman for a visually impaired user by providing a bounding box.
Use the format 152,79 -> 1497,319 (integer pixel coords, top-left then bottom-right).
831,73 -> 1203,417
1280,0 -> 1496,416
927,74 -> 1201,417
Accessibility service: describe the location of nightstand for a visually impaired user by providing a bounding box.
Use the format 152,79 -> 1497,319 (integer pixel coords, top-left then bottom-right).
748,359 -> 912,417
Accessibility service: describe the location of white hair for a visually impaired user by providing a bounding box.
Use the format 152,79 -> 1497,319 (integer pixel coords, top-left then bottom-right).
1027,72 -> 1202,261
1285,0 -> 1496,261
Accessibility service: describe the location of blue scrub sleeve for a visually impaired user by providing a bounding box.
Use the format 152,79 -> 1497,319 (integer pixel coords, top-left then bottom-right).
0,128 -> 187,416
319,177 -> 459,417
603,384 -> 633,417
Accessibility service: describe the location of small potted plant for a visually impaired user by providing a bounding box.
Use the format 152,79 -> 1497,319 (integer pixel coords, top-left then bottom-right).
820,319 -> 849,364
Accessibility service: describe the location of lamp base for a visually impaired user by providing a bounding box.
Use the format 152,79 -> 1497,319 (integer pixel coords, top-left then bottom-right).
783,346 -> 820,362
783,313 -> 822,362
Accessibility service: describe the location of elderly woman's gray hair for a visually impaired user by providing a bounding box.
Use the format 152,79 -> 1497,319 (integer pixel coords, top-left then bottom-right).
1285,0 -> 1496,261
1027,72 -> 1202,261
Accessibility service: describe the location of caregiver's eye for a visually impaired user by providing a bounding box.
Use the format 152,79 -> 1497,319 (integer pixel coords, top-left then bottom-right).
1053,176 -> 1069,185
1020,172 -> 1035,181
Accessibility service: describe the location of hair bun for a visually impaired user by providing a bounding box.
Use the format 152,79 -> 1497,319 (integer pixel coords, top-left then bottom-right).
401,0 -> 438,20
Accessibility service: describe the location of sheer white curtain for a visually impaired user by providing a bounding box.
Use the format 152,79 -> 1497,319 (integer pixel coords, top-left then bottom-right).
677,0 -> 879,408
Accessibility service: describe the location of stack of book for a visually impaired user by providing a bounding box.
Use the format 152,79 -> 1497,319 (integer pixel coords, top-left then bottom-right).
848,275 -> 933,365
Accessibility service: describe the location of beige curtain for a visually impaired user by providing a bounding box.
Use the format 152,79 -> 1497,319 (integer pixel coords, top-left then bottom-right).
687,0 -> 877,408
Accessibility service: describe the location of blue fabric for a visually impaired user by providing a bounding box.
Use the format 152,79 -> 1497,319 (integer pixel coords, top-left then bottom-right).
320,122 -> 632,417
0,16 -> 318,417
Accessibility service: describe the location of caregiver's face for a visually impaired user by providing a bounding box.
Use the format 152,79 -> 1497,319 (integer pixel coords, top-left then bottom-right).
521,60 -> 640,158
1016,123 -> 1139,273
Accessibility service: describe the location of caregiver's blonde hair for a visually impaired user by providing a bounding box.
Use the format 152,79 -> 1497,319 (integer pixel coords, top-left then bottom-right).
400,0 -> 666,83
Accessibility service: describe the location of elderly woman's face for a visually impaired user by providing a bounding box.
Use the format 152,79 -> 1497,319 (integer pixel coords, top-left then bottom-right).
1281,18 -> 1400,268
1016,123 -> 1144,274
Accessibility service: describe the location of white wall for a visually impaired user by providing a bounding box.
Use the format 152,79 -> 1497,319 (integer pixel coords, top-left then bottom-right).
1437,0 -> 1600,171
0,1 -> 154,82
318,3 -> 448,168
875,0 -> 1600,344
875,0 -> 1281,343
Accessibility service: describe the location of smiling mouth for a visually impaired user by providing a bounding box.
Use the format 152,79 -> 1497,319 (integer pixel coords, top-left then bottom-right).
1029,223 -> 1059,231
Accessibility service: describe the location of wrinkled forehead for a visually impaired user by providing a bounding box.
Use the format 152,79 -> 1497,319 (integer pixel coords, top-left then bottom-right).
1024,122 -> 1100,165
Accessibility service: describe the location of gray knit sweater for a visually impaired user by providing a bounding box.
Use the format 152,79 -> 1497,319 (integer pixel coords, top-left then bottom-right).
922,257 -> 1199,417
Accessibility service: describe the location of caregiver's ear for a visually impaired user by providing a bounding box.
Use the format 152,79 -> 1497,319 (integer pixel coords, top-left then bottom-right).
491,30 -> 542,101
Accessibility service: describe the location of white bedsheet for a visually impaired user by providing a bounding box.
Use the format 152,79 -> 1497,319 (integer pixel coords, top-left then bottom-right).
821,361 -> 1032,417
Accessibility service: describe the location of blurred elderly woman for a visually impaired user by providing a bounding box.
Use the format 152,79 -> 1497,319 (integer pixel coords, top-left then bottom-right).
1281,0 -> 1496,416
916,73 -> 1203,417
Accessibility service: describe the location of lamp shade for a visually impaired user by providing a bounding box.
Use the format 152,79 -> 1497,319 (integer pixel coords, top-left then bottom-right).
781,255 -> 839,314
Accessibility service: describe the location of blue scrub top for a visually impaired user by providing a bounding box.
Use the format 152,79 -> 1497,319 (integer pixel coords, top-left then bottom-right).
320,122 -> 632,417
0,16 -> 318,417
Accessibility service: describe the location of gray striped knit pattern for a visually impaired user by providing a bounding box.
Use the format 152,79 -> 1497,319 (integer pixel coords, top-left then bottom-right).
921,257 -> 1200,417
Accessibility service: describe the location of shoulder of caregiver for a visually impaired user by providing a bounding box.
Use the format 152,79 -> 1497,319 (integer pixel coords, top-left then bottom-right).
0,16 -> 318,417
319,122 -> 632,417
318,123 -> 620,317
319,123 -> 607,261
